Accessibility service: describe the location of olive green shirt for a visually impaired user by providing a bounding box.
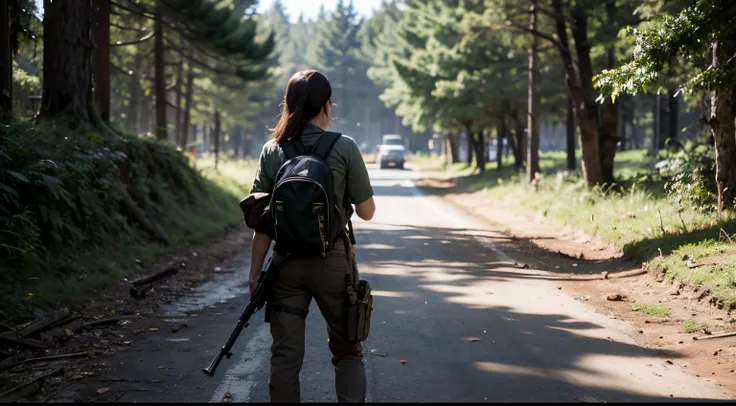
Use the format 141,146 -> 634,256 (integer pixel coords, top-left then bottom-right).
250,124 -> 374,206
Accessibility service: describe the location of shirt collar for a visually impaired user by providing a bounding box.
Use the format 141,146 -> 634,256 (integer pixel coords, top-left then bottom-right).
302,123 -> 325,135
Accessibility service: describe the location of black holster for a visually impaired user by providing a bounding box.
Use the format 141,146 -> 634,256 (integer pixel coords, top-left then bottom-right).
342,233 -> 373,343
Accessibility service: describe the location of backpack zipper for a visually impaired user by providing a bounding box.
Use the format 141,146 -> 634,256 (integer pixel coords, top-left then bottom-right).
273,177 -> 331,254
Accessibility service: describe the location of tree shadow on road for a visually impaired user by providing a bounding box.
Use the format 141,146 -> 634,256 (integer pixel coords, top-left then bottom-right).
353,223 -> 732,402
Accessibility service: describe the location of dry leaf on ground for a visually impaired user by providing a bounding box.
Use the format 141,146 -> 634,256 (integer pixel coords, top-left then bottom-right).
462,337 -> 481,342
97,387 -> 110,394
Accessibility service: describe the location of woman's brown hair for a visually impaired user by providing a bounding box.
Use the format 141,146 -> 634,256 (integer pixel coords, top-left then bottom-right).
270,70 -> 332,144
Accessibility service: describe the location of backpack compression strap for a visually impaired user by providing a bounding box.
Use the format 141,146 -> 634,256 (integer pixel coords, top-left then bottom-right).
281,138 -> 306,160
309,131 -> 342,160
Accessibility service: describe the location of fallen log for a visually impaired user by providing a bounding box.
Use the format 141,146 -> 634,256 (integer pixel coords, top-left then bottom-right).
130,261 -> 184,286
16,309 -> 73,339
74,316 -> 137,333
692,331 -> 736,341
0,351 -> 89,372
0,367 -> 65,401
0,332 -> 47,349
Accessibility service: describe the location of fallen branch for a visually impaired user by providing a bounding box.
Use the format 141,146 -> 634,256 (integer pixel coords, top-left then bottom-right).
74,316 -> 137,333
566,269 -> 647,281
0,332 -> 47,349
130,261 -> 184,286
692,331 -> 736,341
0,367 -> 64,401
720,228 -> 733,244
607,269 -> 647,280
0,351 -> 89,372
16,309 -> 72,338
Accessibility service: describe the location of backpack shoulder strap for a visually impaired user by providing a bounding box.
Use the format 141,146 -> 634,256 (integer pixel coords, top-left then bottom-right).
281,138 -> 306,160
310,131 -> 342,160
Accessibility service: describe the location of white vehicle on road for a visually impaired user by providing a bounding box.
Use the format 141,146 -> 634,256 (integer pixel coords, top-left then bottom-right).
378,145 -> 406,169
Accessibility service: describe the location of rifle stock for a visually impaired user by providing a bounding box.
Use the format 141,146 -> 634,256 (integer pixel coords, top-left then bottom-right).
202,253 -> 284,377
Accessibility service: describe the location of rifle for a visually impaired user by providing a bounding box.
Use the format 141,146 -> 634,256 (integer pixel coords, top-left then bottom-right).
202,252 -> 286,377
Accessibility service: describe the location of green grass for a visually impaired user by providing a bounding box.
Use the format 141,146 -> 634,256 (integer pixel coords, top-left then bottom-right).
0,122 -> 256,322
629,303 -> 672,317
410,148 -> 736,308
682,319 -> 707,333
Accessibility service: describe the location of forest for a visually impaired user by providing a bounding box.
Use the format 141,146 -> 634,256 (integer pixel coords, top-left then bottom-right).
1,0 -> 735,322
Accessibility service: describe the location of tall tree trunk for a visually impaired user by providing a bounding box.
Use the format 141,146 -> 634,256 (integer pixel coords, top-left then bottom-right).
509,110 -> 525,169
599,0 -> 619,184
552,0 -> 603,188
474,130 -> 486,172
40,0 -> 95,122
214,109 -> 221,170
526,0 -> 540,183
668,90 -> 679,147
0,0 -> 12,121
174,59 -> 184,146
497,115 -> 505,171
154,2 -> 167,140
91,0 -> 110,123
447,132 -> 459,164
709,40 -> 736,215
180,62 -> 194,150
566,94 -> 576,170
465,128 -> 475,164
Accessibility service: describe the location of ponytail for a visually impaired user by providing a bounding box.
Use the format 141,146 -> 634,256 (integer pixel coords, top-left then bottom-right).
270,70 -> 332,144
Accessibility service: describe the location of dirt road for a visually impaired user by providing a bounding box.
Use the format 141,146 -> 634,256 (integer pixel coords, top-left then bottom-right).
50,164 -> 734,402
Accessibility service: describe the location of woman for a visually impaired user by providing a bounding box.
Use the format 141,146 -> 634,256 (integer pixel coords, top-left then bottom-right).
248,70 -> 376,403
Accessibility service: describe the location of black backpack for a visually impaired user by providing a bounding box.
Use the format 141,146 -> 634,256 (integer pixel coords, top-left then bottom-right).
270,131 -> 347,257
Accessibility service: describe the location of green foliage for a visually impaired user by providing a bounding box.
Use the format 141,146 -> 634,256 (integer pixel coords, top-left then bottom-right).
0,121 -> 250,322
595,0 -> 736,99
629,303 -> 672,317
681,319 -> 706,333
657,138 -> 718,212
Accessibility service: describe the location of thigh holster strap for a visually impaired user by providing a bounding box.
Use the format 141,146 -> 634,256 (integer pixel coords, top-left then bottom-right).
270,303 -> 309,317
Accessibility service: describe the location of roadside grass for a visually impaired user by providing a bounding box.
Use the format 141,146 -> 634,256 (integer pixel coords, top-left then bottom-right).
410,149 -> 736,308
629,303 -> 672,317
0,123 -> 255,322
682,319 -> 707,333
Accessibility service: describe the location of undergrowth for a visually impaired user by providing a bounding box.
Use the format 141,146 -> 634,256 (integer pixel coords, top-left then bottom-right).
0,121 -> 253,322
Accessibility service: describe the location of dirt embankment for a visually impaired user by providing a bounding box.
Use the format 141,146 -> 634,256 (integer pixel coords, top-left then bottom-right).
414,172 -> 736,395
0,223 -> 253,403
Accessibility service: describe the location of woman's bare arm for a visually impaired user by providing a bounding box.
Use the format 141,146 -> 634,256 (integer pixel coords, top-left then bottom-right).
249,231 -> 272,296
355,196 -> 376,221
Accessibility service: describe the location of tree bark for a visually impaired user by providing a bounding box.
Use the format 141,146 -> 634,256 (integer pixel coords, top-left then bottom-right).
509,109 -> 525,169
214,109 -> 221,169
447,132 -> 459,164
566,94 -> 576,170
496,117 -> 505,171
552,0 -> 603,187
0,0 -> 12,121
40,0 -> 95,121
154,2 -> 167,140
174,59 -> 184,146
526,0 -> 540,183
599,0 -> 618,184
465,128 -> 475,164
180,62 -> 194,150
474,130 -> 486,172
709,40 -> 736,215
92,0 -> 110,123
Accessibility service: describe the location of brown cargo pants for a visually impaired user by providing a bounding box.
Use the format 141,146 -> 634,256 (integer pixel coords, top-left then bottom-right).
268,242 -> 366,403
